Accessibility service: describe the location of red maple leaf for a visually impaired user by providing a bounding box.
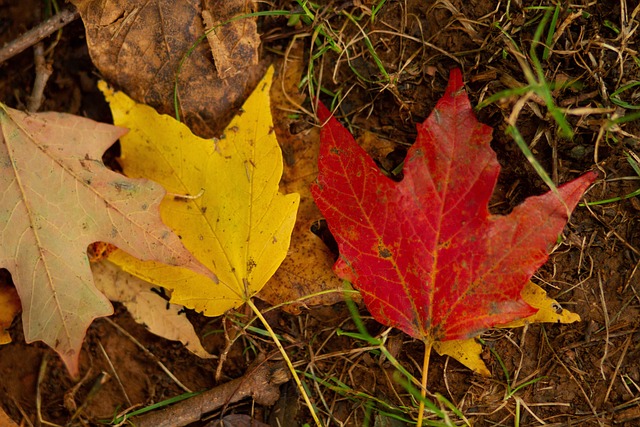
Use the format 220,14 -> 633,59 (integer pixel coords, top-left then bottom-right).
311,69 -> 596,346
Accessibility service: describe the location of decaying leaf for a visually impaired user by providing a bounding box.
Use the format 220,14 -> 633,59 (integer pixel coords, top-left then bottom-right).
103,67 -> 300,315
71,0 -> 265,137
202,0 -> 260,79
260,43 -> 346,313
0,406 -> 18,427
91,260 -> 213,359
0,278 -> 20,345
0,104 -> 213,376
434,281 -> 581,376
312,69 -> 595,356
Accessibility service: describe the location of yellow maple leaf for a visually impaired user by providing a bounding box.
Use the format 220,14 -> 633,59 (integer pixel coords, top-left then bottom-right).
100,67 -> 300,315
434,281 -> 580,376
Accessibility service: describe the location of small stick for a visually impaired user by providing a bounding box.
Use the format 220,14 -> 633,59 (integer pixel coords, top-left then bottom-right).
131,359 -> 289,427
0,7 -> 79,65
27,42 -> 52,112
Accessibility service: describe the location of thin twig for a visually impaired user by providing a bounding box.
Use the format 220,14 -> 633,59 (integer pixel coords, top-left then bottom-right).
598,272 -> 611,381
36,353 -> 48,426
0,7 -> 79,65
27,43 -> 52,112
131,358 -> 289,427
604,335 -> 632,403
102,317 -> 192,393
97,340 -> 132,407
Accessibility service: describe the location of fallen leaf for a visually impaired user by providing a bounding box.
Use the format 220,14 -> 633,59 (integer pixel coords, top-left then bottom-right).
87,241 -> 118,262
0,406 -> 18,427
0,104 -> 213,376
71,0 -> 265,137
91,260 -> 213,359
103,67 -> 300,315
434,281 -> 581,376
501,280 -> 581,328
0,278 -> 20,345
311,69 -> 595,352
260,43 -> 345,313
202,0 -> 260,79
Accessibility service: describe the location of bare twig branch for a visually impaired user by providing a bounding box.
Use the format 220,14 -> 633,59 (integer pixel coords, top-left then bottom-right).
132,358 -> 289,427
0,7 -> 79,65
26,43 -> 52,112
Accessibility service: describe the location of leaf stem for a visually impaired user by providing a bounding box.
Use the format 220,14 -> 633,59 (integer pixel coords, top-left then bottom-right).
416,339 -> 433,426
245,298 -> 323,427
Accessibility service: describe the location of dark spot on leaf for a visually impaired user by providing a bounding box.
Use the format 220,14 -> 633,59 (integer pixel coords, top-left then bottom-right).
247,257 -> 256,273
111,180 -> 135,192
379,247 -> 392,258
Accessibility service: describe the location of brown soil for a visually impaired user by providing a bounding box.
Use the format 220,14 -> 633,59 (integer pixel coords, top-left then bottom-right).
1,0 -> 639,426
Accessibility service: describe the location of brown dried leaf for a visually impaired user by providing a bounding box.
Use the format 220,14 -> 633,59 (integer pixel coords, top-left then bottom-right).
91,260 -> 213,359
202,0 -> 260,79
261,43 -> 346,314
71,0 -> 265,137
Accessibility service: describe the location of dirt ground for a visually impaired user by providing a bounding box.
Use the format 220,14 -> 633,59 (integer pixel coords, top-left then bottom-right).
1,0 -> 640,426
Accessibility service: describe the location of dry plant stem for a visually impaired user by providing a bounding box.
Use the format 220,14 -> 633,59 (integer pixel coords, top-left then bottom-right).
416,340 -> 433,427
598,272 -> 611,381
35,354 -> 60,427
10,397 -> 33,427
245,298 -> 323,427
0,8 -> 79,64
63,367 -> 92,413
27,43 -> 52,112
604,335 -> 632,403
102,317 -> 192,393
97,340 -> 132,406
131,360 -> 289,427
36,353 -> 47,426
214,316 -> 233,383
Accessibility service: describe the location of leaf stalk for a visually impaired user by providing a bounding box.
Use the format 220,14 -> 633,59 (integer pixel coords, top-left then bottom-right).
245,298 -> 323,427
416,339 -> 433,426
